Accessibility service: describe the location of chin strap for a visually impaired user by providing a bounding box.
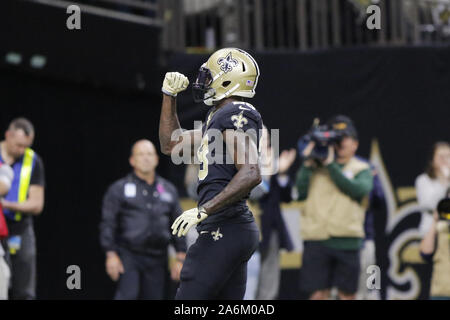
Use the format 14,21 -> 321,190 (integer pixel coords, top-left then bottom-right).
205,83 -> 241,106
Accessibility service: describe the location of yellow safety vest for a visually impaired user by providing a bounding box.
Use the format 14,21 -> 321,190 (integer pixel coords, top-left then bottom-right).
14,148 -> 35,222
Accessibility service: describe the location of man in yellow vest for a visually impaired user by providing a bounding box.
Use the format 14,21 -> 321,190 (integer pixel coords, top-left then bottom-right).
296,115 -> 373,300
0,118 -> 45,300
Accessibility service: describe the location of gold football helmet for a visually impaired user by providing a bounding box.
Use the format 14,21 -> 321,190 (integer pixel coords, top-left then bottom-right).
192,48 -> 260,106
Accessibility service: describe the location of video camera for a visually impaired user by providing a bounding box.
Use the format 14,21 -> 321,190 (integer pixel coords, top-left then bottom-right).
297,118 -> 345,161
437,197 -> 450,222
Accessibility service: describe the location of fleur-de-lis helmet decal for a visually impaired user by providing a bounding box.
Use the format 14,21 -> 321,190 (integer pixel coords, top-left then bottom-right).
217,52 -> 239,73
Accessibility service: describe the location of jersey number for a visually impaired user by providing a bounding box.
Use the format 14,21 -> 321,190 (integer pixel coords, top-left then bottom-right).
198,134 -> 209,180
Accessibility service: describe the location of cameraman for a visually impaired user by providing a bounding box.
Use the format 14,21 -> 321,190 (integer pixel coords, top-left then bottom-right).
296,115 -> 373,300
420,197 -> 450,300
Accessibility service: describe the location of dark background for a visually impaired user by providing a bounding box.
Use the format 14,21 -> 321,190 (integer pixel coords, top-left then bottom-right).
1,0 -> 449,299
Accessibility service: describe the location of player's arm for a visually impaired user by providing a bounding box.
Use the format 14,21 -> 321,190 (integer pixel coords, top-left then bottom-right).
171,130 -> 262,237
100,184 -> 124,281
159,72 -> 201,156
202,130 -> 262,215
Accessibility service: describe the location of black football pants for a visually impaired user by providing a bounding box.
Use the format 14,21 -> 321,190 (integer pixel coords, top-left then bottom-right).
175,221 -> 259,300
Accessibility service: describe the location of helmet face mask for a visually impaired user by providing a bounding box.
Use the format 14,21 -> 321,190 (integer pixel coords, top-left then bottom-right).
192,66 -> 214,103
191,48 -> 260,106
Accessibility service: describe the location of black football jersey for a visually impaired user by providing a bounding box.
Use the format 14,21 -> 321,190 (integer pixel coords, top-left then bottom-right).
196,100 -> 263,226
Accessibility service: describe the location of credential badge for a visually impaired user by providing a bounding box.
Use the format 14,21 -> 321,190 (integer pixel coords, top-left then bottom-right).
124,183 -> 136,198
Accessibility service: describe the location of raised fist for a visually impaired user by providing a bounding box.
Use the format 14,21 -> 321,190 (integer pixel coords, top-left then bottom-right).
162,72 -> 189,97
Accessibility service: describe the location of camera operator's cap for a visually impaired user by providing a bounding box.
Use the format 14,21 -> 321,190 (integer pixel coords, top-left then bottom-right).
327,115 -> 358,140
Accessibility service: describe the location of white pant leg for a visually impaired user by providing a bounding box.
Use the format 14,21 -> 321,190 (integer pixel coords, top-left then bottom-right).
244,251 -> 261,300
0,255 -> 10,300
356,240 -> 378,300
256,231 -> 281,300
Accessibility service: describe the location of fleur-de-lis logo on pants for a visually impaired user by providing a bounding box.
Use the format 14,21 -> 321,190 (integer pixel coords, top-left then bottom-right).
217,52 -> 238,73
211,228 -> 223,241
231,111 -> 248,129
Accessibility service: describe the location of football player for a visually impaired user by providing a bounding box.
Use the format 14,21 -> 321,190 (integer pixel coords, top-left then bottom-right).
159,48 -> 263,299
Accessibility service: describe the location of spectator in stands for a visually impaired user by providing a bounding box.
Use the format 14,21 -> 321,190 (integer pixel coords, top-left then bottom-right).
420,196 -> 450,300
415,142 -> 450,234
100,139 -> 186,299
243,126 -> 270,300
0,118 -> 45,300
415,141 -> 450,300
356,161 -> 383,300
244,127 -> 296,300
256,131 -> 296,300
296,115 -> 373,300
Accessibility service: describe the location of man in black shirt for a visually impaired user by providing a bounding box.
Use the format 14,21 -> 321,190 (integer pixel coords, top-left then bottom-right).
100,139 -> 186,300
0,118 -> 45,300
